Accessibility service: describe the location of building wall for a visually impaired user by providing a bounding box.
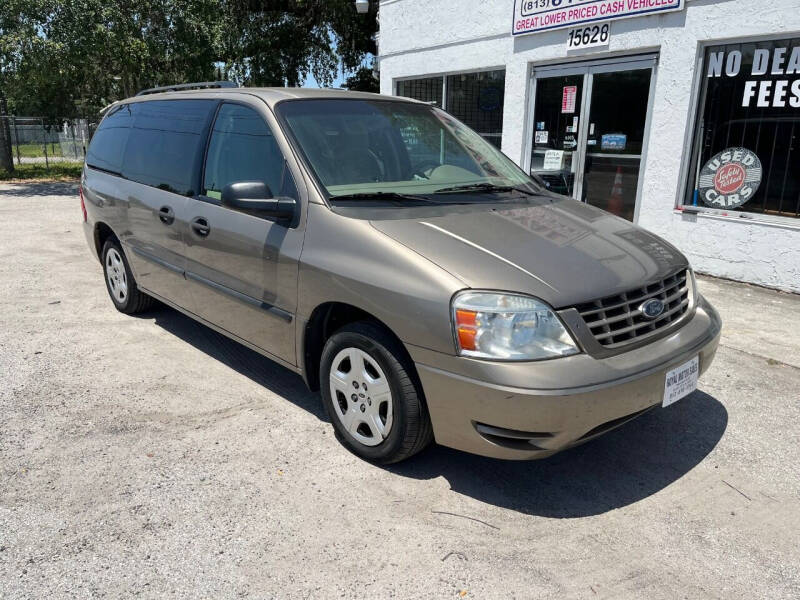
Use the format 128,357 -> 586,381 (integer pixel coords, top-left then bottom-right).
378,0 -> 800,293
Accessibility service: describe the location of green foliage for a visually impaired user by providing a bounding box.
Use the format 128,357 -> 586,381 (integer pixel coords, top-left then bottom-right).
0,161 -> 82,180
344,64 -> 379,93
0,0 -> 378,120
13,142 -> 64,157
220,0 -> 378,87
2,0 -> 224,119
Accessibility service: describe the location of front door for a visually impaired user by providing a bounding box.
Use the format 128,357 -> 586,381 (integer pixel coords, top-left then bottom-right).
183,100 -> 305,366
528,56 -> 656,221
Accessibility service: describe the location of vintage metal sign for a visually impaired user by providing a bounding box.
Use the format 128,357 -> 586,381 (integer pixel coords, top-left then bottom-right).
513,0 -> 685,36
698,148 -> 763,209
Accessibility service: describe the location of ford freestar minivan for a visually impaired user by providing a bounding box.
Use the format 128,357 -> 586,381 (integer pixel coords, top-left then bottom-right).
81,84 -> 721,464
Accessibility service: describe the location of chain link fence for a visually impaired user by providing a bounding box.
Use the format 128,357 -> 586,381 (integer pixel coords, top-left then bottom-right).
1,116 -> 90,167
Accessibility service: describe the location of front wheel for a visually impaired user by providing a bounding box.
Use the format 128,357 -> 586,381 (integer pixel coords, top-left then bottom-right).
320,321 -> 433,464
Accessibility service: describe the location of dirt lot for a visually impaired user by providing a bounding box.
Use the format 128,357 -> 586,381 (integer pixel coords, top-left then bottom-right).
1,182 -> 799,599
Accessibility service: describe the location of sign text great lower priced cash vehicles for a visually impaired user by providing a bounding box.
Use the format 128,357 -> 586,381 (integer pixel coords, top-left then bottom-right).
513,0 -> 685,36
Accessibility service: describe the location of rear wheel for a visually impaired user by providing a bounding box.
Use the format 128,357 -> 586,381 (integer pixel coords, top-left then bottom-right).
320,321 -> 433,464
101,239 -> 155,314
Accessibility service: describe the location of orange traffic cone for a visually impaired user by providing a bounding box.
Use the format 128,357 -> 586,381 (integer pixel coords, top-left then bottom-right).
609,166 -> 624,215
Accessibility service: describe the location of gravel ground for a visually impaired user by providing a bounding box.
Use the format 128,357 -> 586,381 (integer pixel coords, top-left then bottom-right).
1,182 -> 799,599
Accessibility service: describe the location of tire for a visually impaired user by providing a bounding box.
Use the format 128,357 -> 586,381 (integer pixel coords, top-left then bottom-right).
101,239 -> 155,314
320,321 -> 433,464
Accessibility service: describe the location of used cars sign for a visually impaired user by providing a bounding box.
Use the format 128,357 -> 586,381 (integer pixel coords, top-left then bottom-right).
513,0 -> 685,36
698,148 -> 763,210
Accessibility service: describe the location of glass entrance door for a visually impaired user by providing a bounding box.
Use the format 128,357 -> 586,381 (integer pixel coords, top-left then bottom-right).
528,57 -> 656,221
530,73 -> 585,197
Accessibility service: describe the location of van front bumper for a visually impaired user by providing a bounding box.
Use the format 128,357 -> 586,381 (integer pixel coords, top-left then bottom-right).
409,296 -> 721,460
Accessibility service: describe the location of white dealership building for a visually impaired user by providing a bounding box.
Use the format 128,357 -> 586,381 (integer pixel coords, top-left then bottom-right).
378,0 -> 800,293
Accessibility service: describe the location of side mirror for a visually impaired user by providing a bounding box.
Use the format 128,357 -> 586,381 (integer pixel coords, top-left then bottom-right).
220,181 -> 296,221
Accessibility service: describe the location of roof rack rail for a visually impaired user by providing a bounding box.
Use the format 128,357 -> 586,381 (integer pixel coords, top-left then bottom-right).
135,81 -> 238,96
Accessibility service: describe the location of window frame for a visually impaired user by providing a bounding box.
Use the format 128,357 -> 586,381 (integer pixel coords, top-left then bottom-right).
393,66 -> 507,147
678,33 -> 800,227
86,98 -> 220,197
197,99 -> 295,207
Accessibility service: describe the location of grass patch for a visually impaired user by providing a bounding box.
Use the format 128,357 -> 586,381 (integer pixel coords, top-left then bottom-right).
0,162 -> 82,181
15,143 -> 65,158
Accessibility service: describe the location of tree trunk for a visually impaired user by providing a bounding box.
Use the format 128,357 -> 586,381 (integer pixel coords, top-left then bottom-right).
0,90 -> 14,174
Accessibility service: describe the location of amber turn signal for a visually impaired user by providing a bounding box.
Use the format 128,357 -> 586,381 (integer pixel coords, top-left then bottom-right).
455,309 -> 478,351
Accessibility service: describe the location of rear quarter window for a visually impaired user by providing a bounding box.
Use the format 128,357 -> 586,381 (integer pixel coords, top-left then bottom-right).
122,100 -> 216,196
86,104 -> 135,173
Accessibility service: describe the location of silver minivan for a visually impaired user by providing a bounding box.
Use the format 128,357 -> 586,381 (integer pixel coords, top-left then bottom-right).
81,84 -> 721,464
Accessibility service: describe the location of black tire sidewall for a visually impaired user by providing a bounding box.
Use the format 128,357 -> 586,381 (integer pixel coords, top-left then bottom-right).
320,327 -> 415,463
101,240 -> 134,312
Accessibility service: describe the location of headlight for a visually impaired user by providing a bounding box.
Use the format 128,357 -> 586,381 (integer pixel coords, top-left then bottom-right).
452,291 -> 579,361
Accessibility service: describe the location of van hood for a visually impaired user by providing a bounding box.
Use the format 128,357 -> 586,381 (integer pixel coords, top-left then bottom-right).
369,197 -> 688,309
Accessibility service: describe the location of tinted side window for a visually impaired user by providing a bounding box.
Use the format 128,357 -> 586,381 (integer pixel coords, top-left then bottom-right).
86,104 -> 134,173
122,100 -> 215,196
203,104 -> 294,200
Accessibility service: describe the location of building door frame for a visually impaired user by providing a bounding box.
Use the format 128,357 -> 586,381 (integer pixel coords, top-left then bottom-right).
523,53 -> 659,223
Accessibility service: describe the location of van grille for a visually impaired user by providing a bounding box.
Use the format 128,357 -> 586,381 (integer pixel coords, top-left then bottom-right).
574,270 -> 690,348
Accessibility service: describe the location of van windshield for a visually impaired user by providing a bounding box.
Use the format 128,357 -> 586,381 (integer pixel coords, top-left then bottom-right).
276,99 -> 543,200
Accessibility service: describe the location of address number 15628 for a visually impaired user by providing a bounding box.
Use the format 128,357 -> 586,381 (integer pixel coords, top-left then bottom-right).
567,24 -> 611,50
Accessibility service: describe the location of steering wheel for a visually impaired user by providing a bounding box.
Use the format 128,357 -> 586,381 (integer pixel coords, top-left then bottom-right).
410,160 -> 442,179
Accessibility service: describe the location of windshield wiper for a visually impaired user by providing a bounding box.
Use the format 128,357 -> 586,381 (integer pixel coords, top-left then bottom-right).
329,192 -> 444,204
433,183 -> 538,196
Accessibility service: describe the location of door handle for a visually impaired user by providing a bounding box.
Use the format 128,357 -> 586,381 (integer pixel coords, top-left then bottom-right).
158,205 -> 175,225
191,216 -> 210,237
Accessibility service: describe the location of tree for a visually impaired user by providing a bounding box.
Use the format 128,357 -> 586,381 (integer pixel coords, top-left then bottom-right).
0,0 -> 51,170
0,93 -> 13,173
344,64 -> 378,93
0,0 -> 378,121
2,0 -> 224,120
222,0 -> 378,87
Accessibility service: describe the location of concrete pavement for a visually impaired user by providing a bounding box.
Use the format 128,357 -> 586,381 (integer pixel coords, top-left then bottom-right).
1,182 -> 798,599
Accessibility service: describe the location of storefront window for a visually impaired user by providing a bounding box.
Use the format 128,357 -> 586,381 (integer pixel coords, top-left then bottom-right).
445,70 -> 505,149
396,77 -> 443,108
685,38 -> 800,219
396,70 -> 506,148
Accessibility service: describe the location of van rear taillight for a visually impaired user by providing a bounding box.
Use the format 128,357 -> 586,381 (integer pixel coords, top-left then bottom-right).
79,186 -> 87,222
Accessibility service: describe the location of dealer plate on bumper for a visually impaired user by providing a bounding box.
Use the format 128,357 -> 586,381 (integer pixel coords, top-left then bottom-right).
663,356 -> 699,407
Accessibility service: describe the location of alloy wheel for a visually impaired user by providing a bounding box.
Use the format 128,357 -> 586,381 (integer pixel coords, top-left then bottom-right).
105,247 -> 128,304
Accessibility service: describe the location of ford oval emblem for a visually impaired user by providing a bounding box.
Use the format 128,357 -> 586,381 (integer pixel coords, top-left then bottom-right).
640,298 -> 666,320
